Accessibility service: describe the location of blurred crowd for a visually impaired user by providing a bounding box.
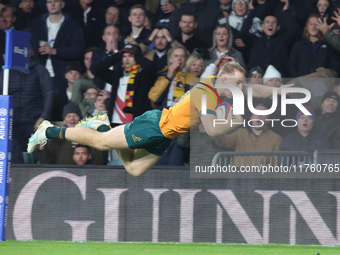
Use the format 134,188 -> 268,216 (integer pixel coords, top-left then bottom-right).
1,0 -> 340,166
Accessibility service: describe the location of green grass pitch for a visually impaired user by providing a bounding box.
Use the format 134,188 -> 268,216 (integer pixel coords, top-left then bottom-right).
0,241 -> 340,255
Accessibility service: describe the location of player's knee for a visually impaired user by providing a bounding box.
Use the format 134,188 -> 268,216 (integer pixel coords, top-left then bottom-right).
126,166 -> 145,177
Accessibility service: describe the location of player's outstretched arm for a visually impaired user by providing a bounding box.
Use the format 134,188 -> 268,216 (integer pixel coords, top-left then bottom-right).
242,83 -> 294,98
200,114 -> 243,137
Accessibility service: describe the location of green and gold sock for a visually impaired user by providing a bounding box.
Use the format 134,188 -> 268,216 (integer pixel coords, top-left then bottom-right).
46,127 -> 67,139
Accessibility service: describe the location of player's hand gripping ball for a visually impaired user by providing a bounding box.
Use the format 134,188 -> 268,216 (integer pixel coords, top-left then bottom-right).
216,102 -> 234,120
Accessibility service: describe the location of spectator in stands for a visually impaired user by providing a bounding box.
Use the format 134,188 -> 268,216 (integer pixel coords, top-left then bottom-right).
0,4 -> 15,30
148,45 -> 199,166
185,54 -> 205,78
228,0 -> 262,37
66,0 -> 106,48
204,24 -> 245,68
148,45 -> 199,109
14,0 -> 41,31
105,5 -> 129,37
169,0 -> 222,47
272,0 -> 302,51
109,0 -> 144,31
140,26 -> 180,72
90,24 -> 124,92
314,91 -> 340,144
201,54 -> 235,78
93,44 -> 156,125
247,15 -> 290,77
317,8 -> 340,52
72,144 -> 92,165
123,4 -> 151,45
214,100 -> 282,166
144,0 -> 185,24
38,102 -> 106,164
65,62 -> 82,101
247,66 -> 263,84
263,65 -> 282,87
279,107 -> 329,156
0,46 -> 53,163
219,0 -> 232,20
315,0 -> 332,21
174,11 -> 209,54
289,14 -> 340,78
30,0 -> 85,120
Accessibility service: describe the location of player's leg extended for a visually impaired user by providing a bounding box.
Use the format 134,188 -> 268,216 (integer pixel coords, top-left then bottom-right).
64,125 -> 129,151
116,148 -> 160,177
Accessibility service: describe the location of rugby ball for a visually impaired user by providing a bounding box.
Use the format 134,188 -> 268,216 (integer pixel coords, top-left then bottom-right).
216,102 -> 234,120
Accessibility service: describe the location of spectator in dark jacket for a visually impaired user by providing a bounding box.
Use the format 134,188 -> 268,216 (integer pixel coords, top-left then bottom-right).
246,15 -> 291,76
169,0 -> 222,47
14,0 -> 41,32
65,0 -> 106,48
314,91 -> 340,145
0,53 -> 53,163
30,0 -> 85,120
279,107 -> 329,156
289,14 -> 340,78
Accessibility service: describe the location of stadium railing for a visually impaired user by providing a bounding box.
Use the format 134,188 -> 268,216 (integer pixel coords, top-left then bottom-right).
211,151 -> 312,167
313,149 -> 340,164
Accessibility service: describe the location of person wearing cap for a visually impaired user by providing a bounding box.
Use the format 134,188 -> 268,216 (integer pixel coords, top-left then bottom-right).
263,65 -> 282,87
38,102 -> 106,164
314,91 -> 340,144
93,43 -> 157,125
279,106 -> 329,156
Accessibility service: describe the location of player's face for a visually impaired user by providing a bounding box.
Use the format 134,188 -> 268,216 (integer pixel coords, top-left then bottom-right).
297,115 -> 313,134
261,16 -> 279,37
63,113 -> 80,127
46,0 -> 64,15
73,147 -> 91,165
217,70 -> 245,99
321,98 -> 338,114
179,15 -> 196,35
154,31 -> 168,51
105,6 -> 119,25
128,8 -> 145,28
122,53 -> 136,68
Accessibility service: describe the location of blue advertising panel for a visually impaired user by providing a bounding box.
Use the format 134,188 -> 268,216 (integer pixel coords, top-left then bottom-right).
2,29 -> 30,73
0,96 -> 13,241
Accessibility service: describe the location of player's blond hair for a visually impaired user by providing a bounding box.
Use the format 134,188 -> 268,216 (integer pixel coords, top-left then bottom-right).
216,62 -> 245,78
